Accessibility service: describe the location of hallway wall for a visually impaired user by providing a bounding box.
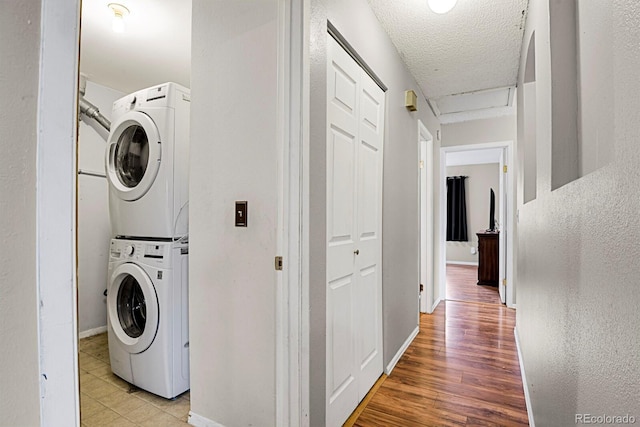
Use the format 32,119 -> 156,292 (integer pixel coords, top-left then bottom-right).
516,0 -> 640,424
441,115 -> 516,148
309,1 -> 440,424
0,3 -> 42,425
189,1 -> 279,425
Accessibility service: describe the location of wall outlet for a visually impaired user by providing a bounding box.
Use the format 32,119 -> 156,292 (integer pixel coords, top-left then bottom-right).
470,247 -> 477,255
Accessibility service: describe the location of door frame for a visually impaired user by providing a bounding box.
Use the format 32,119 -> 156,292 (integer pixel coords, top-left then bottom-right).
37,0 -> 81,425
37,0 -> 310,425
418,121 -> 435,314
438,141 -> 516,309
276,0 -> 309,425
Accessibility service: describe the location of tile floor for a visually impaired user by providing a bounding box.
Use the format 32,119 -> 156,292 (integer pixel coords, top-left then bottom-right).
79,333 -> 189,427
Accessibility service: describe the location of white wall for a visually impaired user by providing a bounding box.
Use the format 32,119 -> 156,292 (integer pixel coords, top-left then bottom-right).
309,1 -> 440,424
78,81 -> 123,336
516,0 -> 640,424
0,2 -> 42,425
576,0 -> 613,176
441,116 -> 516,148
446,164 -> 500,264
190,1 -> 279,425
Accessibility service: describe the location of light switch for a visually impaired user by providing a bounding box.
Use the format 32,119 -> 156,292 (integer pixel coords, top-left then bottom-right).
235,201 -> 248,227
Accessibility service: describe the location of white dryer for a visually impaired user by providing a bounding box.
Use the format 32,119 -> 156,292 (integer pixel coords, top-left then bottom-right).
107,238 -> 189,399
106,82 -> 190,240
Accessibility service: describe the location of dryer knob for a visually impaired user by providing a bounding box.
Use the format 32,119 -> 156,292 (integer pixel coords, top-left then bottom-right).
124,245 -> 134,256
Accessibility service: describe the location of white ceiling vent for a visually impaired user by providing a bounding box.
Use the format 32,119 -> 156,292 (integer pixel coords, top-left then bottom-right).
429,86 -> 516,124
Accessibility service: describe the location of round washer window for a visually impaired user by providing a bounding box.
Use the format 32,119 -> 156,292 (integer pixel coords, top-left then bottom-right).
115,125 -> 149,188
116,275 -> 147,338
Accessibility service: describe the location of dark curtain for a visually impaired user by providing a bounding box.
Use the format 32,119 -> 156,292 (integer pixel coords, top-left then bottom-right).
446,176 -> 468,241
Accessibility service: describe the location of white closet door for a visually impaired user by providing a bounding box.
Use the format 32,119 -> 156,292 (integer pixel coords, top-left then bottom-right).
355,66 -> 384,400
326,34 -> 385,427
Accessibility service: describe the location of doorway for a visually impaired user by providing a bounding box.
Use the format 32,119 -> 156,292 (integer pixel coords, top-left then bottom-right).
418,121 -> 435,314
76,2 -> 193,425
437,142 -> 515,308
35,1 -> 306,425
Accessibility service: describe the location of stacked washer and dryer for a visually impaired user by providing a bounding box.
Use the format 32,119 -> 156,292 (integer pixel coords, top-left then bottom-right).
105,82 -> 191,399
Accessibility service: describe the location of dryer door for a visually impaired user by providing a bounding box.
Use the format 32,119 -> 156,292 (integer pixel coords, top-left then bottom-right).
108,263 -> 159,354
106,111 -> 162,201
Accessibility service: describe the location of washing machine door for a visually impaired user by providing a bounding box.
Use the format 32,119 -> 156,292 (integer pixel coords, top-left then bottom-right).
108,263 -> 159,354
106,111 -> 162,201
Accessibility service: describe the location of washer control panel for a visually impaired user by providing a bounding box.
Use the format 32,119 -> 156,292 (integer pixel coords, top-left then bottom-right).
110,240 -> 166,257
109,239 -> 176,267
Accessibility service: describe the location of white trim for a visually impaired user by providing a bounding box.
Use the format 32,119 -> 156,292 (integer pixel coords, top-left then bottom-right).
430,297 -> 441,313
514,327 -> 535,427
438,107 -> 516,125
38,0 -> 81,425
384,326 -> 419,375
299,1 -> 310,425
275,1 -> 289,425
446,261 -> 479,267
439,141 -> 516,310
78,326 -> 107,339
276,1 -> 309,426
418,120 -> 434,314
505,143 -> 516,308
188,411 -> 226,427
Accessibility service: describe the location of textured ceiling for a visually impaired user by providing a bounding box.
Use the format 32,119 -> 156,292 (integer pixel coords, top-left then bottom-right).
366,0 -> 528,100
80,0 -> 527,120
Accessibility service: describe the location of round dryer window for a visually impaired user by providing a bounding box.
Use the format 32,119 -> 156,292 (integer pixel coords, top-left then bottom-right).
108,262 -> 159,354
106,111 -> 162,201
115,125 -> 149,188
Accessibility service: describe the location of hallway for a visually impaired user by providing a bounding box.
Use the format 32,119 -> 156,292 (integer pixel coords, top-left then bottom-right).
446,264 -> 501,305
352,300 -> 528,426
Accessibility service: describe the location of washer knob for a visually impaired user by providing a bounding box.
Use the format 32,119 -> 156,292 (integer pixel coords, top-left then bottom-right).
124,245 -> 134,256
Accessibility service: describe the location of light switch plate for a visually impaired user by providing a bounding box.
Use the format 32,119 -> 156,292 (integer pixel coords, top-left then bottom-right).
235,201 -> 248,227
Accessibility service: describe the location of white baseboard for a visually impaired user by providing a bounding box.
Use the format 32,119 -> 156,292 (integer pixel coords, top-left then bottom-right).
514,327 -> 535,427
78,325 -> 107,339
430,297 -> 441,313
446,261 -> 478,266
385,326 -> 419,375
188,411 -> 226,427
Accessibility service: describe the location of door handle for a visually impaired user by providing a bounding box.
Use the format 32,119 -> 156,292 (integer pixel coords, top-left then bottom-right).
354,249 -> 360,255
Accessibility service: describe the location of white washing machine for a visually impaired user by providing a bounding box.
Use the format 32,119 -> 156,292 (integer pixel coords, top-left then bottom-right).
107,238 -> 189,399
106,82 -> 190,240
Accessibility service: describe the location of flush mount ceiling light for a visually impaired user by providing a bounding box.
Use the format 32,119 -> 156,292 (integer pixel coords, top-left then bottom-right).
428,0 -> 457,14
108,3 -> 130,33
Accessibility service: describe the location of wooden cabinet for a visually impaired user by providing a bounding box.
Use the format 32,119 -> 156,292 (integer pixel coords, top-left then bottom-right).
477,231 -> 499,286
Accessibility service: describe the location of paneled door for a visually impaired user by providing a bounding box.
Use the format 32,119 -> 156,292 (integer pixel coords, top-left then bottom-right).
326,34 -> 385,427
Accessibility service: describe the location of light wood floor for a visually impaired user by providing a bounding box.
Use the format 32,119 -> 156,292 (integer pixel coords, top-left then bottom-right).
352,270 -> 528,426
446,264 -> 501,305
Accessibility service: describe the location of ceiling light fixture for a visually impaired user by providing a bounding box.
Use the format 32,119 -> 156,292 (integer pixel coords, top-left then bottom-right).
108,3 -> 129,33
428,0 -> 457,14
